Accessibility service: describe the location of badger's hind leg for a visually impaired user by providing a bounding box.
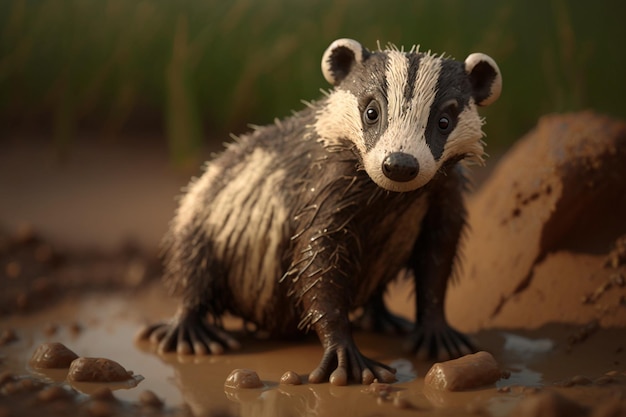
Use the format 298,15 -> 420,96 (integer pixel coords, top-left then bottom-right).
353,288 -> 413,335
137,306 -> 241,355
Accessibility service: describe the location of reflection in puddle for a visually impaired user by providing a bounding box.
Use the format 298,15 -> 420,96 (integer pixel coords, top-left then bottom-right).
502,332 -> 554,360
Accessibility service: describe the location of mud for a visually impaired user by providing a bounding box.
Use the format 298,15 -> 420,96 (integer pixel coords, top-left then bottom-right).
448,112 -> 626,331
2,112 -> 626,416
2,247 -> 625,416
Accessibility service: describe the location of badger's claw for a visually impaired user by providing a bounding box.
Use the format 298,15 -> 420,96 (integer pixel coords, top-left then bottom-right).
406,321 -> 474,361
137,310 -> 240,355
308,342 -> 396,385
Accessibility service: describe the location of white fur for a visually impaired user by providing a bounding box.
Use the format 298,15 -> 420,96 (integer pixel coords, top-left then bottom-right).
174,148 -> 289,321
442,101 -> 486,165
314,89 -> 364,151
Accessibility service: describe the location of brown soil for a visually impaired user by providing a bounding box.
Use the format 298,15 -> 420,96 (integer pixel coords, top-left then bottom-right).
1,112 -> 626,416
448,111 -> 626,331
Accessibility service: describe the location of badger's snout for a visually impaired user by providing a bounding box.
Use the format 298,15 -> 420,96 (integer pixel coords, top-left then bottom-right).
382,152 -> 419,182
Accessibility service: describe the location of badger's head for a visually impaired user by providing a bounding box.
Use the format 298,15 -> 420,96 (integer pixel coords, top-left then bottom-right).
315,38 -> 502,192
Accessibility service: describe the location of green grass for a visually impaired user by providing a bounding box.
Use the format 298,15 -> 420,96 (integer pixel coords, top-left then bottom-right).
1,0 -> 625,163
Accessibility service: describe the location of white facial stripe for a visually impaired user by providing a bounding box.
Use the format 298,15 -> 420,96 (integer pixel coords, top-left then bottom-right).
364,52 -> 442,192
442,101 -> 485,165
385,51 -> 409,125
314,90 -> 363,151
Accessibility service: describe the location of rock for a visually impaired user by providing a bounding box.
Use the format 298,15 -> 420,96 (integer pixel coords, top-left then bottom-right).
37,385 -> 73,402
279,370 -> 302,385
138,390 -> 163,408
30,342 -> 79,369
67,358 -> 132,382
224,369 -> 263,389
448,112 -> 626,331
424,351 -> 503,391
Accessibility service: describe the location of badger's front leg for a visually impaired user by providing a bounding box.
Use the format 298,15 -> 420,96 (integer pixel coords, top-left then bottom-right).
287,238 -> 396,386
407,167 -> 475,360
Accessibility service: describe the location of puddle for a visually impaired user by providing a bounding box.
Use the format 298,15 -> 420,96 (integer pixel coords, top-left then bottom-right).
1,284 -> 625,416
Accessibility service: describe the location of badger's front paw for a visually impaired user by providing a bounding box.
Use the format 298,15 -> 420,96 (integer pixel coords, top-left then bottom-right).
308,341 -> 397,386
136,308 -> 240,355
406,321 -> 475,361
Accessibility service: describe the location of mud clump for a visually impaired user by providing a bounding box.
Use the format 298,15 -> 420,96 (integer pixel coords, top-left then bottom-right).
448,112 -> 626,331
138,390 -> 164,409
279,370 -> 302,385
0,328 -> 17,346
30,342 -> 79,369
424,351 -> 504,391
224,369 -> 263,389
67,358 -> 133,383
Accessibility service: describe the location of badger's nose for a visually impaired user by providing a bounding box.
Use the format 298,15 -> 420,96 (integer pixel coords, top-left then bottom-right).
382,152 -> 419,182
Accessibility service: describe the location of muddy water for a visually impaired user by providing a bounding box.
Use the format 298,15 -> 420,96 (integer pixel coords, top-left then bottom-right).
1,283 -> 625,416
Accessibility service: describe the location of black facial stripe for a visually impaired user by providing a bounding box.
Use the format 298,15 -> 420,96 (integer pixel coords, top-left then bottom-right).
338,52 -> 389,151
403,54 -> 422,106
425,59 -> 473,161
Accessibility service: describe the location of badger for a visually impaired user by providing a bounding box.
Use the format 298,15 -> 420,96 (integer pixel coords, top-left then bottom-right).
139,38 -> 502,386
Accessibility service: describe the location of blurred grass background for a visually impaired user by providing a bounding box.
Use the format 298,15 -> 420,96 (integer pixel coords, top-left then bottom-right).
1,0 -> 625,167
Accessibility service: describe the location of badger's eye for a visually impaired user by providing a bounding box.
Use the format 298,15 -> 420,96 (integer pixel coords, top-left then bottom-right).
438,116 -> 451,132
363,101 -> 380,125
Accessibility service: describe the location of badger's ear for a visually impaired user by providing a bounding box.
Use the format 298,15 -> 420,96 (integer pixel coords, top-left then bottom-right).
321,38 -> 368,86
465,53 -> 502,106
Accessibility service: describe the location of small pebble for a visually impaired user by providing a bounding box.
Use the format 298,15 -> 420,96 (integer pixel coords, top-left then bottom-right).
2,382 -> 18,395
87,400 -> 115,417
13,224 -> 37,244
392,396 -> 413,410
32,277 -> 53,293
16,292 -> 29,310
30,342 -> 79,369
68,358 -> 132,382
366,381 -> 393,398
0,371 -> 15,385
280,370 -> 302,385
224,369 -> 263,389
594,375 -> 614,386
34,244 -> 55,264
90,387 -> 116,402
570,375 -> 592,386
521,386 -> 542,395
69,322 -> 83,335
139,390 -> 164,408
43,323 -> 59,337
0,328 -> 17,346
37,385 -> 72,402
497,386 -> 512,393
5,261 -> 21,279
17,377 -> 40,391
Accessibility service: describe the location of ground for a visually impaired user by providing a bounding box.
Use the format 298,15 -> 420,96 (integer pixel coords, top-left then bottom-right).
1,112 -> 625,417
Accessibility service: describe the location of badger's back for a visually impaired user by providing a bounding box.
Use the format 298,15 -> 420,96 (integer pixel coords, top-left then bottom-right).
162,104 -> 361,332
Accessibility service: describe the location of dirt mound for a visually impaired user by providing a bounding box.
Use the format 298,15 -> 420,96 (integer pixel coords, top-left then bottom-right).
448,111 -> 626,331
